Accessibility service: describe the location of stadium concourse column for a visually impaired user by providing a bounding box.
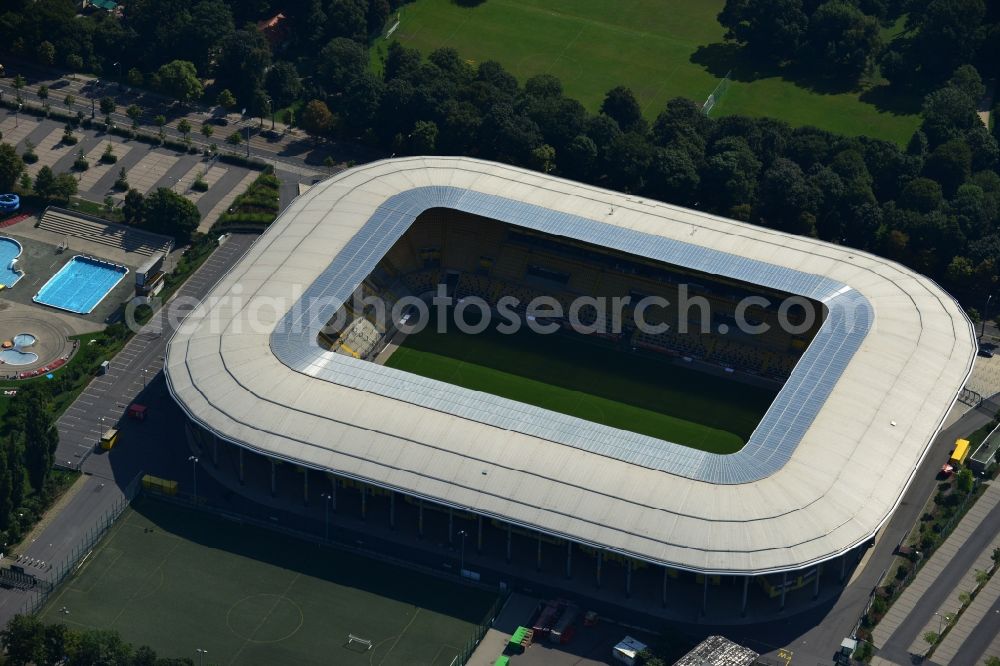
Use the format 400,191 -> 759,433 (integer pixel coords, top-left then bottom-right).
506,524 -> 512,562
565,541 -> 572,579
270,459 -> 276,496
476,516 -> 482,552
389,492 -> 395,529
213,435 -> 219,466
741,576 -> 750,616
596,553 -> 602,588
418,500 -> 424,538
302,468 -> 308,506
238,448 -> 244,484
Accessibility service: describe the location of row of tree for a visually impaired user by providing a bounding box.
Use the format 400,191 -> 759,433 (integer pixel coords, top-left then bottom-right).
0,0 -> 408,117
719,0 -> 1000,88
1,615 -> 191,666
0,386 -> 60,549
297,42 -> 1000,308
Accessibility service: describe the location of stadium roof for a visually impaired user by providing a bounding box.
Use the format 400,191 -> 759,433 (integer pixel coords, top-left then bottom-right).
165,157 -> 976,575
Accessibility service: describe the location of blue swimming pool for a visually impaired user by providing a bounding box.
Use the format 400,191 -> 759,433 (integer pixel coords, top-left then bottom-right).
0,236 -> 24,288
33,255 -> 129,314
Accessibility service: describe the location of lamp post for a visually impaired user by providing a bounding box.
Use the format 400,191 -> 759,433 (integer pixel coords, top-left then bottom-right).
188,456 -> 199,503
321,492 -> 332,540
981,294 -> 993,340
15,102 -> 21,128
241,107 -> 250,159
458,529 -> 467,575
195,648 -> 207,666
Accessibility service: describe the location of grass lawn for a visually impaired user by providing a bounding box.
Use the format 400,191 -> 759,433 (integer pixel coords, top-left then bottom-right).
383,0 -> 920,144
384,320 -> 776,453
41,499 -> 498,666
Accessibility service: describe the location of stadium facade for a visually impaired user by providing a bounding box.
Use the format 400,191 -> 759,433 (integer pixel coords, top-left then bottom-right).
165,157 -> 976,611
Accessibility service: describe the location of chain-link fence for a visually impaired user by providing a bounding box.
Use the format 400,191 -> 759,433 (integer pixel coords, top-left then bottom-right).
19,472 -> 143,616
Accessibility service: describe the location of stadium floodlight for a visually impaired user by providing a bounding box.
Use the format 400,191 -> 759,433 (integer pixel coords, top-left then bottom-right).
188,456 -> 199,503
458,529 -> 468,574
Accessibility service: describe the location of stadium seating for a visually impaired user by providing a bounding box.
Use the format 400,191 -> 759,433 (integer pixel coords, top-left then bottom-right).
340,210 -> 816,380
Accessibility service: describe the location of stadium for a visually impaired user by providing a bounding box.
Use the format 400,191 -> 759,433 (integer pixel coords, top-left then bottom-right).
165,157 -> 976,616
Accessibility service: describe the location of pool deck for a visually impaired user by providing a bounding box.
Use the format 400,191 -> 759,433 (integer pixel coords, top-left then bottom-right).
0,226 -> 138,326
0,301 -> 80,379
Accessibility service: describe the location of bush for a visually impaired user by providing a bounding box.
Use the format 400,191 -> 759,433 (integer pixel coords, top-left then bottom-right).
895,564 -> 909,580
22,151 -> 38,164
192,179 -> 209,192
62,133 -> 78,146
101,153 -> 118,164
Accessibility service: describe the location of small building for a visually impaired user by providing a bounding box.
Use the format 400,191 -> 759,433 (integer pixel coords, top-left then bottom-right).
673,635 -> 759,666
135,252 -> 166,297
611,636 -> 647,666
970,426 -> 1000,474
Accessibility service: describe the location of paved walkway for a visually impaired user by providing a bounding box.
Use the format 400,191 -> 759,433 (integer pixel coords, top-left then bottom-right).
905,530 -> 1000,655
874,482 -> 1000,662
933,570 -> 1000,665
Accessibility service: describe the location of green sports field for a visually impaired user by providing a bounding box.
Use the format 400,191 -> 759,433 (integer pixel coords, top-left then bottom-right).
385,0 -> 919,144
41,499 -> 498,666
384,321 -> 777,454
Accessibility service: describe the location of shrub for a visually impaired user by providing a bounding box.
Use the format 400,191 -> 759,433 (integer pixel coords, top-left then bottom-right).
192,179 -> 209,192
62,132 -> 78,146
22,151 -> 38,164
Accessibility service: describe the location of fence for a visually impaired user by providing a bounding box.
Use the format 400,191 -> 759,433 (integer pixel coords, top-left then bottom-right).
142,489 -> 509,665
958,387 -> 983,408
18,472 -> 143,616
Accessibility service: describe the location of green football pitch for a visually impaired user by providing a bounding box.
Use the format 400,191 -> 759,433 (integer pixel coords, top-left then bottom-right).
384,320 -> 777,454
383,0 -> 919,144
40,499 -> 499,666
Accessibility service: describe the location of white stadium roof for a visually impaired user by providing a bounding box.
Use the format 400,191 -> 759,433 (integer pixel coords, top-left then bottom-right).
165,157 -> 976,575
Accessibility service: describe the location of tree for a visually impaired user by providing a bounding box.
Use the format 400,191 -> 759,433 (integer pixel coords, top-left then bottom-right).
99,95 -> 115,116
201,122 -> 214,138
948,65 -> 986,104
924,139 -> 972,196
900,177 -> 944,212
217,88 -> 237,110
316,37 -> 367,95
409,120 -> 438,154
300,99 -> 334,137
264,61 -> 302,109
0,143 -> 25,191
0,614 -> 44,666
531,143 -> 556,173
63,94 -> 75,112
956,467 -> 974,493
37,84 -> 49,100
36,40 -> 55,65
127,67 -> 144,87
215,28 -> 271,106
123,188 -> 143,224
142,188 -> 200,240
806,2 -> 882,79
178,119 -> 192,139
921,86 -> 980,147
65,53 -> 83,73
126,104 -> 142,129
33,166 -> 56,198
156,60 -> 204,104
923,631 -> 939,646
52,172 -> 77,202
600,86 -> 645,134
975,568 -> 989,586
718,0 -> 809,60
909,0 -> 986,81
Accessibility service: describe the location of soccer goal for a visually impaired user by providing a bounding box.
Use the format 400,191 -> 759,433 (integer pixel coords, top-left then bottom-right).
701,70 -> 732,116
346,634 -> 374,652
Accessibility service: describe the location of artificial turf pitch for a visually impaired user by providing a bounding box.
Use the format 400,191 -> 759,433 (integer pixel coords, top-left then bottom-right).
384,321 -> 777,454
41,499 -> 498,666
386,0 -> 919,144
